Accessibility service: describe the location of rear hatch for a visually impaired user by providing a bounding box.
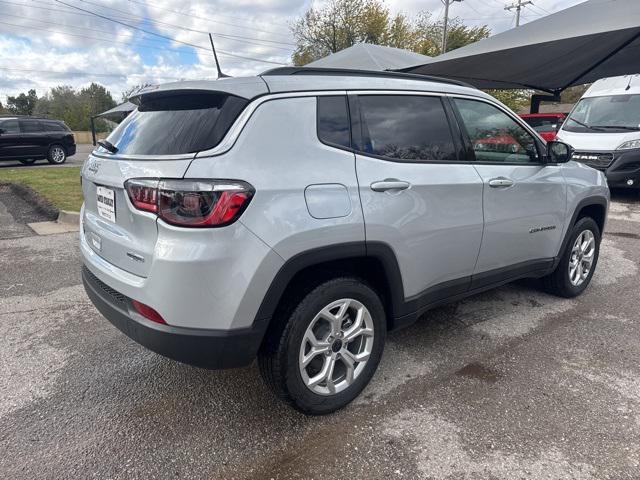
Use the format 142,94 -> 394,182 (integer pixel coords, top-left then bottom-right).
81,82 -> 265,277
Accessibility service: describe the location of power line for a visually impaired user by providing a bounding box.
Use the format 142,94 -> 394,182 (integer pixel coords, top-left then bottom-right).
52,0 -> 287,65
0,0 -> 295,49
126,0 -> 291,37
70,0 -> 294,43
0,65 -> 185,79
0,10 -> 294,51
0,19 -> 203,55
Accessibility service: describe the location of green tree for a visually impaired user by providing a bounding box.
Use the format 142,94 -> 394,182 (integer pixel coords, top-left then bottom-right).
6,89 -> 38,115
34,83 -> 116,131
291,0 -> 417,65
486,89 -> 531,112
290,0 -> 491,65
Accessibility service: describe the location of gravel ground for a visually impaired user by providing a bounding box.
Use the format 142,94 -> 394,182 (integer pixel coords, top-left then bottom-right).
0,191 -> 639,479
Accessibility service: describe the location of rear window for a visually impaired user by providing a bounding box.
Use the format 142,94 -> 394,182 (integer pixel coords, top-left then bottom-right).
102,93 -> 248,156
0,119 -> 19,134
355,95 -> 457,162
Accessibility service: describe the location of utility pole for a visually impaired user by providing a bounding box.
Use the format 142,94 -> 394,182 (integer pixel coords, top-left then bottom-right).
505,0 -> 533,27
441,0 -> 463,54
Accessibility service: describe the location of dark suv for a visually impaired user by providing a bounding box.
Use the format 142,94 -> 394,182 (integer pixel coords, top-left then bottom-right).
0,116 -> 76,165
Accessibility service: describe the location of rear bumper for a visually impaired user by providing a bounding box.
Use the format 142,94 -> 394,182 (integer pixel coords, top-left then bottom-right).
82,265 -> 267,369
66,144 -> 76,156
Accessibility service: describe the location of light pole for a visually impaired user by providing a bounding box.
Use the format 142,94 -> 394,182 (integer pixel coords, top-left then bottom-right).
441,0 -> 463,54
505,0 -> 533,27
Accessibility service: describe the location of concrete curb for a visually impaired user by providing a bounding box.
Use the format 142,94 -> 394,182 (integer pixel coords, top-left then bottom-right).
57,210 -> 80,225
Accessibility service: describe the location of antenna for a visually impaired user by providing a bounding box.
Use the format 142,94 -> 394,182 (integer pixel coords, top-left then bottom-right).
209,33 -> 230,78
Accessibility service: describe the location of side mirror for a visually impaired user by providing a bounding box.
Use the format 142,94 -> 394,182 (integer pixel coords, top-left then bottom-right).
547,141 -> 573,163
0,128 -> 5,135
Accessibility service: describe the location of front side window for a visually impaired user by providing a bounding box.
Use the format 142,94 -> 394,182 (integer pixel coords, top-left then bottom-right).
0,119 -> 19,134
317,96 -> 350,149
455,99 -> 539,163
19,119 -> 42,133
102,93 -> 248,156
563,95 -> 640,133
356,95 -> 457,162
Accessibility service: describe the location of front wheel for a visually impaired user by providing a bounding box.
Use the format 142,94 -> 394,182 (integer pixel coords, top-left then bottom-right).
47,145 -> 67,164
258,278 -> 386,415
543,217 -> 601,297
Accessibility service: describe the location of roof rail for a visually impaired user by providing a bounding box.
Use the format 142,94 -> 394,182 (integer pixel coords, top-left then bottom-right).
0,114 -> 54,120
261,66 -> 476,89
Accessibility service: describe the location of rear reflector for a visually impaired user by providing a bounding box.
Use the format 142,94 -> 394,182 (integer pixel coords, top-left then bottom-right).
125,178 -> 253,227
132,299 -> 166,324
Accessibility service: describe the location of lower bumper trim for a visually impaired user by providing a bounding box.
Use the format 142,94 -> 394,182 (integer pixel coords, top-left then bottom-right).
82,266 -> 267,369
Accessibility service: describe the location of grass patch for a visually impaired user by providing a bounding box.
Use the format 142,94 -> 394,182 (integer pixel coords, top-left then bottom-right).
0,167 -> 83,212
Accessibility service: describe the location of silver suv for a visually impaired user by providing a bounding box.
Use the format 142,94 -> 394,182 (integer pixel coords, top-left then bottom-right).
81,68 -> 609,414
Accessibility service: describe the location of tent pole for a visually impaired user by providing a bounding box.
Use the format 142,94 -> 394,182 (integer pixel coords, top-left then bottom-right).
530,91 -> 561,114
90,116 -> 97,146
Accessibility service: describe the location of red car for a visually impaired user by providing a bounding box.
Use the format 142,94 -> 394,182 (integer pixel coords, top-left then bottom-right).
519,113 -> 567,142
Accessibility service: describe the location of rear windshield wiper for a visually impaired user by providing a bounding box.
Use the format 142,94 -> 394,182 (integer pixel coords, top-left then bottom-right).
566,117 -> 604,131
97,140 -> 118,154
589,125 -> 640,131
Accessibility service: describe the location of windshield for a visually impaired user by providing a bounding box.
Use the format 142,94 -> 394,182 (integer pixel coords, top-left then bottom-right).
563,95 -> 640,133
522,116 -> 563,133
100,92 -> 248,156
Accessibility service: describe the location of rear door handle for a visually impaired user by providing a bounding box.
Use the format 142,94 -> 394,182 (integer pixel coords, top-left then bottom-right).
488,177 -> 514,188
370,179 -> 411,192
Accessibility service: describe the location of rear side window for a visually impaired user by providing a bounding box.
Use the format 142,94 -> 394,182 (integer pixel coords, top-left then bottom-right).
317,96 -> 350,149
19,119 -> 42,133
103,93 -> 248,156
0,119 -> 19,134
43,121 -> 68,132
355,95 -> 457,162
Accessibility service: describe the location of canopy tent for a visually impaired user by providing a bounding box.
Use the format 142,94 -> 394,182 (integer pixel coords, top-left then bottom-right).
90,101 -> 136,145
95,101 -> 136,119
401,0 -> 640,110
307,43 -> 431,71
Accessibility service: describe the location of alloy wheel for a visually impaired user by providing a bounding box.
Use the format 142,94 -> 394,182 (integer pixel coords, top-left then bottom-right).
569,229 -> 595,286
298,298 -> 375,396
51,147 -> 66,163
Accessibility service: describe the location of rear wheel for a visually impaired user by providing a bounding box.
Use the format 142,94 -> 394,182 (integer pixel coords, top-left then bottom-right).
47,144 -> 67,164
18,158 -> 37,165
258,278 -> 386,415
543,217 -> 600,297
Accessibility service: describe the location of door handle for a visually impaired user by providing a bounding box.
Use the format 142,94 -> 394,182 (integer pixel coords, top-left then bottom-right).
488,177 -> 514,188
370,179 -> 411,192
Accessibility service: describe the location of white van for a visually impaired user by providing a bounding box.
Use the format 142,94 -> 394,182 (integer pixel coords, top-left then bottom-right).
556,75 -> 640,189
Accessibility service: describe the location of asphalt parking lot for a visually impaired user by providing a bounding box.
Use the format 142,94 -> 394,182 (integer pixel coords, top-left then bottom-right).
1,191 -> 639,479
0,143 -> 92,169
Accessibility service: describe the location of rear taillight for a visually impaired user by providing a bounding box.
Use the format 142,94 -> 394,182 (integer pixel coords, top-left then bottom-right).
125,179 -> 253,227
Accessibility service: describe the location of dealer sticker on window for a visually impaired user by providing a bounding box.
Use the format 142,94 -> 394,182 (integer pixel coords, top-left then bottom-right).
96,186 -> 116,222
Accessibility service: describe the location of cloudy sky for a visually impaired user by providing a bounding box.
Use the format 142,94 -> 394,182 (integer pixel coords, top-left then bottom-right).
0,0 -> 584,103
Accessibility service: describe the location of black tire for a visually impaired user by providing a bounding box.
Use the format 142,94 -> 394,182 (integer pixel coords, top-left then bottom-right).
47,144 -> 67,164
18,158 -> 37,165
258,277 -> 386,415
543,217 -> 601,298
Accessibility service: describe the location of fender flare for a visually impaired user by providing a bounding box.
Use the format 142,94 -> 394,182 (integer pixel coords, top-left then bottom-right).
555,195 -> 608,268
254,241 -> 406,324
